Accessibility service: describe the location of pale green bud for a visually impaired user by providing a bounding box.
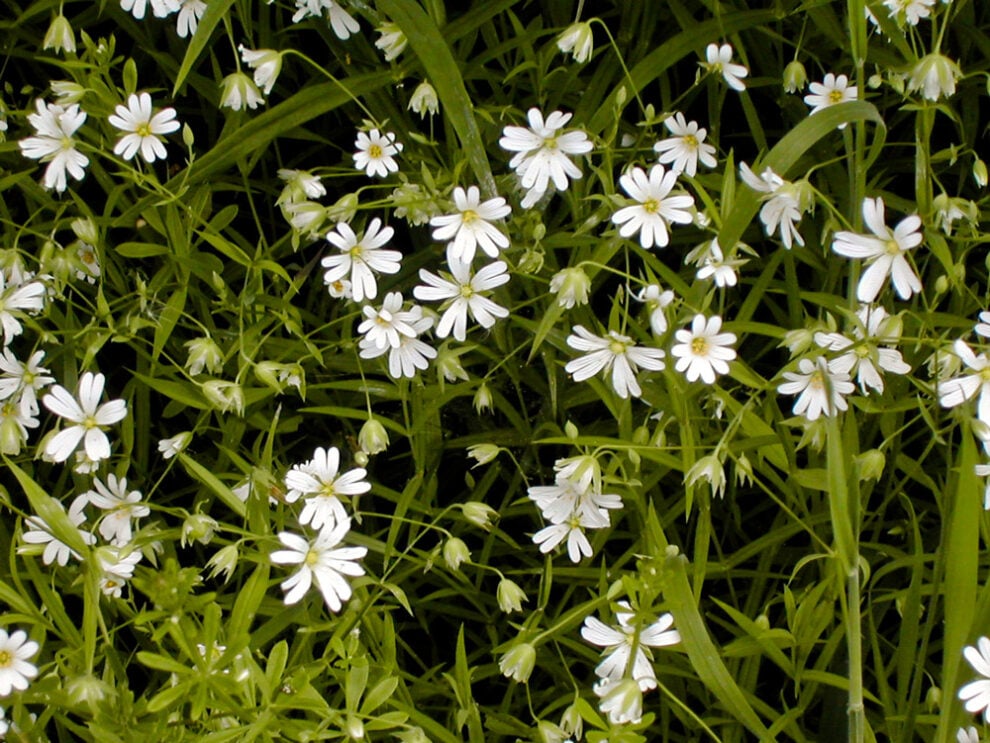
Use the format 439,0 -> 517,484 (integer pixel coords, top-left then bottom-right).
327,192 -> 359,223
375,22 -> 407,61
184,336 -> 224,376
564,420 -> 579,440
43,14 -> 76,54
556,21 -> 594,63
974,158 -> 988,188
461,501 -> 498,530
466,444 -> 499,467
219,71 -> 264,111
65,674 -> 109,708
201,380 -> 244,415
71,217 -> 98,245
496,578 -> 527,613
856,449 -> 885,482
549,267 -> 591,309
182,512 -> 219,546
925,684 -> 941,712
516,247 -> 544,274
436,345 -> 470,383
754,614 -> 770,632
182,123 -> 195,148
205,543 -> 239,583
498,642 -> 536,683
908,53 -> 962,102
408,81 -> 439,117
782,59 -> 807,93
358,418 -> 390,455
443,537 -> 470,571
0,408 -> 25,455
346,714 -> 365,740
473,382 -> 493,415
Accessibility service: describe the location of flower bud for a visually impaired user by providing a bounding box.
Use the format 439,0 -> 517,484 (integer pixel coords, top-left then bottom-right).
201,380 -> 244,415
182,512 -> 219,546
782,59 -> 807,93
498,642 -> 536,683
219,71 -> 264,111
461,501 -> 498,530
375,22 -> 407,61
556,21 -> 594,63
65,674 -> 109,708
473,383 -> 493,414
43,14 -> 76,54
496,578 -> 527,613
908,53 -> 962,101
466,444 -> 499,467
51,80 -> 86,104
443,537 -> 470,571
856,449 -> 885,482
358,418 -> 389,455
205,543 -> 239,583
974,158 -> 988,188
158,431 -> 192,459
408,81 -> 439,118
184,336 -> 224,376
436,345 -> 470,383
596,677 -> 643,725
238,46 -> 283,95
549,267 -> 591,309
345,714 -> 365,741
70,218 -> 98,245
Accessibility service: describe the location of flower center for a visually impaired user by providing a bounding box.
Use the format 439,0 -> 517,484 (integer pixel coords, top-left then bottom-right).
980,367 -> 990,383
461,209 -> 478,224
608,339 -> 627,355
0,650 -> 11,667
809,370 -> 826,390
136,122 -> 153,138
369,144 -> 383,159
642,198 -> 660,214
83,415 -> 99,430
81,251 -> 96,265
305,548 -> 320,567
684,134 -> 698,148
691,336 -> 709,355
828,89 -> 845,104
60,135 -> 75,151
459,284 -> 475,299
543,135 -> 559,151
884,239 -> 901,255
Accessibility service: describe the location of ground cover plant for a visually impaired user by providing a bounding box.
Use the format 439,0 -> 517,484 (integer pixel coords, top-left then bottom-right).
0,0 -> 988,740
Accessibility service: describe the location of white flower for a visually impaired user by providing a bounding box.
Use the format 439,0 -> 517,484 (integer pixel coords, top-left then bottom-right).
703,43 -> 748,91
41,372 -> 128,463
739,163 -> 809,249
804,73 -> 857,116
321,218 -> 401,303
938,340 -> 990,424
43,14 -> 76,54
413,260 -> 510,341
611,164 -> 694,249
532,519 -> 594,563
0,629 -> 39,696
375,22 -> 407,61
277,168 -> 325,204
353,129 -> 402,178
634,284 -> 675,335
549,267 -> 591,309
695,238 -> 744,287
581,602 -> 680,690
108,92 -> 180,163
284,446 -> 371,531
976,311 -> 990,339
158,431 -> 191,459
120,0 -> 179,21
499,108 -> 592,208
653,112 -> 717,177
357,291 -> 418,350
832,196 -> 923,302
292,0 -> 360,38
85,475 -> 150,546
595,677 -> 643,725
813,305 -> 910,394
20,498 -> 95,566
556,21 -> 594,63
430,186 -> 511,265
960,636 -> 990,722
0,396 -> 39,455
777,356 -> 855,421
175,0 -> 207,37
97,546 -> 142,597
270,517 -> 368,612
238,46 -> 283,95
219,71 -> 264,111
884,0 -> 935,25
184,336 -> 223,376
0,272 -> 45,345
957,726 -> 980,743
564,326 -> 666,399
671,314 -> 737,384
18,99 -> 89,192
360,308 -> 437,379
0,347 -> 52,418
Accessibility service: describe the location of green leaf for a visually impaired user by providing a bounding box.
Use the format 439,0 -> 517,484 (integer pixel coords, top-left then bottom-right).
172,0 -> 237,95
177,452 -> 246,518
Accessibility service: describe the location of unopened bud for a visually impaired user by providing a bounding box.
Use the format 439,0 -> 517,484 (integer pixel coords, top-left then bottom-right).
358,418 -> 389,455
496,578 -> 527,613
443,537 -> 470,571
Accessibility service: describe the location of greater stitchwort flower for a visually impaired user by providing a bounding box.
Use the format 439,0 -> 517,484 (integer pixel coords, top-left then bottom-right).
19,99 -> 89,192
0,629 -> 39,696
671,314 -> 737,384
430,186 -> 511,265
564,326 -> 666,399
42,372 -> 127,463
353,129 -> 402,178
653,112 -> 717,177
413,260 -> 510,341
284,445 -> 371,531
499,108 -> 592,208
108,92 -> 180,163
804,73 -> 857,122
321,218 -> 402,303
611,164 -> 694,249
777,356 -> 855,421
832,196 -> 923,302
703,43 -> 748,91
